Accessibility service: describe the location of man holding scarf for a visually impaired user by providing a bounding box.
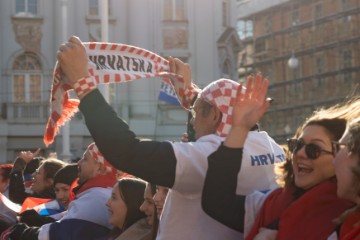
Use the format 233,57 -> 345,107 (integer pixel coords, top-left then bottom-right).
51,36 -> 285,240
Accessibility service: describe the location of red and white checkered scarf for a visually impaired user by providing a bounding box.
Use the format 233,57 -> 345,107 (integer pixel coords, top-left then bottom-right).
43,42 -> 199,146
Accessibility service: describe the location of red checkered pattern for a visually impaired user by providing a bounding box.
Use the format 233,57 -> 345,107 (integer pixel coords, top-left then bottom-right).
44,42 -> 192,146
87,143 -> 117,177
199,79 -> 244,137
73,76 -> 96,99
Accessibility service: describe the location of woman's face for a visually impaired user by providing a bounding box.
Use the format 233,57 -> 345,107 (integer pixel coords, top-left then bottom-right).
54,183 -> 71,209
139,184 -> 155,225
333,129 -> 359,202
292,125 -> 335,190
153,186 -> 169,220
31,165 -> 52,194
106,183 -> 127,229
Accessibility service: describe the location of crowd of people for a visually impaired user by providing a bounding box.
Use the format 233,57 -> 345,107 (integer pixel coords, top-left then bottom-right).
0,36 -> 358,239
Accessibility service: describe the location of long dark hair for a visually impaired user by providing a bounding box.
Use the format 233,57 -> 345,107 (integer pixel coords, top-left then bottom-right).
109,178 -> 147,239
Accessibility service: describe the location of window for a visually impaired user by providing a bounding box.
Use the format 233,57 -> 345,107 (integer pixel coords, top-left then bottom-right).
314,4 -> 322,19
12,52 -> 42,103
89,0 -> 99,16
265,14 -> 272,33
291,8 -> 299,26
164,0 -> 185,21
88,0 -> 112,17
342,49 -> 352,68
16,0 -> 38,15
315,55 -> 324,74
237,20 -> 253,39
342,0 -> 351,11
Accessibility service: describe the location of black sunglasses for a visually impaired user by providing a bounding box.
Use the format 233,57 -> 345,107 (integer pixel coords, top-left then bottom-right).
287,138 -> 333,160
331,141 -> 348,156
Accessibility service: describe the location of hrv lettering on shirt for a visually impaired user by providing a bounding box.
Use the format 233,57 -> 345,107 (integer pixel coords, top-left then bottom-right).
250,154 -> 285,166
89,55 -> 153,73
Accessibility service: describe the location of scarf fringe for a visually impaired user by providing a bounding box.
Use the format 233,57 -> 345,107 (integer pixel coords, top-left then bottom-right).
43,97 -> 79,146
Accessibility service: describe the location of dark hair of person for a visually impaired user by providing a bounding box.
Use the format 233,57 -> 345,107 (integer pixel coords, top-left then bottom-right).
109,178 -> 147,239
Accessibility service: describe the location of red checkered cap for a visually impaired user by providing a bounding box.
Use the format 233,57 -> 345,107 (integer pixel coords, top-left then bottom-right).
87,143 -> 117,177
198,79 -> 245,137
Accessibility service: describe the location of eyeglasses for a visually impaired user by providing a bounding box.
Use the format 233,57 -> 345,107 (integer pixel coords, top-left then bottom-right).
331,141 -> 347,156
287,138 -> 333,160
189,106 -> 205,118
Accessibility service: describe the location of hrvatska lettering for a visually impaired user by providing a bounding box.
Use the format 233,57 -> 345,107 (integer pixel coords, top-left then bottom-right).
89,55 -> 153,73
250,153 -> 285,166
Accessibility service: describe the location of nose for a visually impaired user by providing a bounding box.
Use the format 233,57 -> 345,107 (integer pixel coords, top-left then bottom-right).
139,202 -> 146,212
106,198 -> 111,208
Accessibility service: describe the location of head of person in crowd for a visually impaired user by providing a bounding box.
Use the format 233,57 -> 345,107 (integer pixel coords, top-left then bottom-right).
0,164 -> 13,194
106,178 -> 147,238
280,98 -> 360,191
153,186 -> 169,220
53,163 -> 78,209
77,142 -> 117,185
190,79 -> 244,140
31,158 -> 65,195
139,182 -> 157,226
23,157 -> 43,193
333,117 -> 360,204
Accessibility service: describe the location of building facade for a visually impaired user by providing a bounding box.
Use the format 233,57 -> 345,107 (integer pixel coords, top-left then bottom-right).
237,0 -> 360,143
0,0 -> 240,162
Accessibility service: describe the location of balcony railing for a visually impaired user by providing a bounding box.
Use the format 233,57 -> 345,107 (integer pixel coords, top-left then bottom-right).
5,102 -> 49,123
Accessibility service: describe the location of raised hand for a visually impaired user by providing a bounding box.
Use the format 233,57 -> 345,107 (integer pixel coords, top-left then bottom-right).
232,73 -> 270,130
18,148 -> 41,164
224,73 -> 270,148
57,36 -> 89,86
168,56 -> 192,89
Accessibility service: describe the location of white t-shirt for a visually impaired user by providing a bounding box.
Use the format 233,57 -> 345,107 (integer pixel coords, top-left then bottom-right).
156,131 -> 285,240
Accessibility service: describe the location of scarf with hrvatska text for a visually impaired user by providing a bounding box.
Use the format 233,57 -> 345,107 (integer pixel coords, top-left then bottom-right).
44,42 -> 199,146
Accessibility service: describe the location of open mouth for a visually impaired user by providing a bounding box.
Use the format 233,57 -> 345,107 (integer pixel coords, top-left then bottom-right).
297,163 -> 313,174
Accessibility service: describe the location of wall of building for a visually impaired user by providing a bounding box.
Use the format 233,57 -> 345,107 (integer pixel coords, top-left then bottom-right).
0,0 -> 240,162
237,0 -> 360,143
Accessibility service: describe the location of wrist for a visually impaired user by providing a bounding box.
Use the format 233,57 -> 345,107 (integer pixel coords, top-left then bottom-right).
73,76 -> 96,99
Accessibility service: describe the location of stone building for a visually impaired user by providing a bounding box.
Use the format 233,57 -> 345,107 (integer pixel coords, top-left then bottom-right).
237,0 -> 360,143
0,0 -> 240,162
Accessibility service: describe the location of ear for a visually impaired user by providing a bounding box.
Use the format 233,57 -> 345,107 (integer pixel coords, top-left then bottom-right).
212,108 -> 222,125
46,178 -> 54,187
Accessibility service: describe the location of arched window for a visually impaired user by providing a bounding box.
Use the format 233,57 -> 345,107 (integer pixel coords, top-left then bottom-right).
12,52 -> 42,103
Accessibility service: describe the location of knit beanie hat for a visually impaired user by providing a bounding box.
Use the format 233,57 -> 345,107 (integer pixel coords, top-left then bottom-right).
198,79 -> 244,137
54,163 -> 78,186
87,143 -> 117,178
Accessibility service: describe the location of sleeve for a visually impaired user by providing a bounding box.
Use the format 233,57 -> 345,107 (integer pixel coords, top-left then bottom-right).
9,159 -> 29,204
79,89 -> 177,188
8,223 -> 39,240
41,219 -> 110,240
202,144 -> 246,232
19,209 -> 55,227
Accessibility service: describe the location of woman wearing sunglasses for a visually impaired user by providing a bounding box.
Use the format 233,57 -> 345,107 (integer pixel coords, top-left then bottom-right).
201,75 -> 360,240
332,117 -> 360,239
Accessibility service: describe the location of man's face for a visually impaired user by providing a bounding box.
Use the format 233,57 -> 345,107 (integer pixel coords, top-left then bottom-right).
77,150 -> 100,185
190,99 -> 219,140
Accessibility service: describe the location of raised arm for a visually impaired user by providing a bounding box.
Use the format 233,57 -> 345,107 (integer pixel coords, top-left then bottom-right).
57,36 -> 177,188
202,74 -> 270,232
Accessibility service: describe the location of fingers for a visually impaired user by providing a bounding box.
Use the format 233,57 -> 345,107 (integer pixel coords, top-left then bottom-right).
68,36 -> 82,45
34,148 -> 41,156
